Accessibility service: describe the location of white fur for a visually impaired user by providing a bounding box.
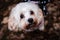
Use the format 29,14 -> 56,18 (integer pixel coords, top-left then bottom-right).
8,2 -> 44,32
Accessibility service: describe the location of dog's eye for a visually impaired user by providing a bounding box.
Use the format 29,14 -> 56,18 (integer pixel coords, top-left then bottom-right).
20,14 -> 24,19
30,11 -> 34,15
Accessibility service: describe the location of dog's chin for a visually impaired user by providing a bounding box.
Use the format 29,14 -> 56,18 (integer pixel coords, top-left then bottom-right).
23,27 -> 39,32
23,22 -> 38,32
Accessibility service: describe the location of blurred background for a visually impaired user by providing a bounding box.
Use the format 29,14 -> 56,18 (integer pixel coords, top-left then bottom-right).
0,0 -> 60,40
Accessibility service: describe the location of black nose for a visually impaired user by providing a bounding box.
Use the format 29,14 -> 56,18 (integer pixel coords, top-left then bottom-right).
28,18 -> 33,24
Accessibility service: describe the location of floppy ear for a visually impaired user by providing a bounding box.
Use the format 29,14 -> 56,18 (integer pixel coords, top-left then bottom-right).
38,9 -> 44,31
8,4 -> 19,32
8,15 -> 19,32
38,18 -> 44,31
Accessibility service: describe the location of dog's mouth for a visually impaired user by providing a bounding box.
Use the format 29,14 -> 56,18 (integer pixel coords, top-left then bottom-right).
23,21 -> 42,32
25,22 -> 37,30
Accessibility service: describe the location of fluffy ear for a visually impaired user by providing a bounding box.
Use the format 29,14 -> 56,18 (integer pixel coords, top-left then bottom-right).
8,14 -> 19,32
7,4 -> 19,32
38,18 -> 44,31
38,9 -> 44,31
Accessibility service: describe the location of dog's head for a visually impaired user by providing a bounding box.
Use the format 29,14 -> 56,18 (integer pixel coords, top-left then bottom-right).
8,2 -> 44,32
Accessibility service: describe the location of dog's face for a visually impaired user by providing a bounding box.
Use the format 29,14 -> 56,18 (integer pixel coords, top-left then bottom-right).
8,2 -> 44,32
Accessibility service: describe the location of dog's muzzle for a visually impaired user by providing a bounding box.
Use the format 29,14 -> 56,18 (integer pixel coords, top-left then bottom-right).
26,21 -> 37,29
23,20 -> 42,32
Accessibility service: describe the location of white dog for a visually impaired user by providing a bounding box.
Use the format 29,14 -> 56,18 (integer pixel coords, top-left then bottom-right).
8,2 -> 44,32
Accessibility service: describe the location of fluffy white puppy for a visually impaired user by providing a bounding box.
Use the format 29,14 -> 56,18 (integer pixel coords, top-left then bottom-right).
8,2 -> 44,32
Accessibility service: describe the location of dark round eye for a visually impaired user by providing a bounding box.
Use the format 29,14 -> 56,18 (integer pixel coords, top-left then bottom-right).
20,14 -> 24,19
30,11 -> 34,15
